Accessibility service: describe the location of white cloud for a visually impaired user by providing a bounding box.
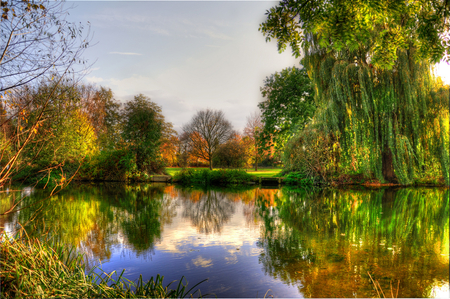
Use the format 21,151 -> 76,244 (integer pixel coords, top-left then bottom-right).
86,76 -> 105,83
192,256 -> 213,268
109,52 -> 142,56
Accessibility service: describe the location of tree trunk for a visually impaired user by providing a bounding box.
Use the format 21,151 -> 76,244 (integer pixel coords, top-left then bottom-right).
382,147 -> 397,183
255,153 -> 258,171
209,158 -> 213,170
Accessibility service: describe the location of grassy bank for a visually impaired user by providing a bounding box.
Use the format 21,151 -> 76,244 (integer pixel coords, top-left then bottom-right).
166,167 -> 282,178
0,232 -> 206,298
173,168 -> 256,186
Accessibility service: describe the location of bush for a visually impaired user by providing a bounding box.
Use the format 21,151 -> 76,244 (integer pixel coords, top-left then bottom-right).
173,169 -> 254,186
283,125 -> 338,182
283,171 -> 318,186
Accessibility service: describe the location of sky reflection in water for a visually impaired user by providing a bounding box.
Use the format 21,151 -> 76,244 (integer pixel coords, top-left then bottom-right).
0,184 -> 448,298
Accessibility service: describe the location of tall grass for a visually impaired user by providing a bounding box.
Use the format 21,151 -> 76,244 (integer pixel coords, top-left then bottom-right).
0,231 -> 206,298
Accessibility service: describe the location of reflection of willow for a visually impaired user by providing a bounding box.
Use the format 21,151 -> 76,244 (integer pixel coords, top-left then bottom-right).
180,189 -> 235,234
256,187 -> 449,298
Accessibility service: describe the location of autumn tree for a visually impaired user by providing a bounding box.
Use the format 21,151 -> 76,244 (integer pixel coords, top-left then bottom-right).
182,109 -> 234,170
260,0 -> 450,184
160,134 -> 179,167
244,112 -> 264,171
0,0 -> 90,187
213,132 -> 252,169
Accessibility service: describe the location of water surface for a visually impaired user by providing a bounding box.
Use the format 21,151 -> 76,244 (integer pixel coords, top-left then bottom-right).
1,184 -> 448,297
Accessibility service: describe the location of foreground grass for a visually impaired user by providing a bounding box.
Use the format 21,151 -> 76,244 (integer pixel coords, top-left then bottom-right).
0,232 -> 206,298
166,167 -> 282,178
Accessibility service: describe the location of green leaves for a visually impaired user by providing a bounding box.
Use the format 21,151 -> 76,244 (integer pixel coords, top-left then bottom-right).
122,95 -> 164,174
259,66 -> 316,151
260,0 -> 450,69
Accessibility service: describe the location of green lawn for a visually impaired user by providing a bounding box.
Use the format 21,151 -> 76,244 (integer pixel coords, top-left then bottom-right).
165,167 -> 282,178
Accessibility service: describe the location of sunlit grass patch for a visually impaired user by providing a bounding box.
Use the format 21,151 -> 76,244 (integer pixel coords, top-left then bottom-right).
166,167 -> 282,178
245,168 -> 282,178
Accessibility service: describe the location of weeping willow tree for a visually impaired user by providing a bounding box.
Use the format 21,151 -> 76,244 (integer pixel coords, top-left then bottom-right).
303,50 -> 449,184
260,0 -> 450,184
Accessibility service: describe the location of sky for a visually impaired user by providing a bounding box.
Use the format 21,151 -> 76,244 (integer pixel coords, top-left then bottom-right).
66,1 -> 300,133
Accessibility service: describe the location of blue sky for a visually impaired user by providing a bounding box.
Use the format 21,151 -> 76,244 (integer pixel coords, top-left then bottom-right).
66,1 -> 300,132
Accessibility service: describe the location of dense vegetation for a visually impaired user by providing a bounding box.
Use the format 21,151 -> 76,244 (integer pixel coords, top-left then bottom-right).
173,168 -> 255,187
259,0 -> 450,186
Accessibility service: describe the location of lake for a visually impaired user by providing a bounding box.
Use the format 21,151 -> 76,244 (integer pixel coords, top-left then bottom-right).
1,183 -> 448,297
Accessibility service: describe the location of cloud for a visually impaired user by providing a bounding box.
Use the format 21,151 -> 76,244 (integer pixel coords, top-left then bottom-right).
86,76 -> 105,83
192,256 -> 213,268
109,52 -> 142,56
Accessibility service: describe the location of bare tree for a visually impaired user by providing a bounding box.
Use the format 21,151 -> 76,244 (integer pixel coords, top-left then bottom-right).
182,109 -> 233,170
1,0 -> 91,92
244,111 -> 263,171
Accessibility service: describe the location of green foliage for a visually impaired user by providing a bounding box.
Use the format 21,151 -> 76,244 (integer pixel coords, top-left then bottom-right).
283,124 -> 339,182
283,172 -> 318,186
19,80 -> 98,168
0,232 -> 206,298
305,52 -> 449,184
260,0 -> 450,185
259,66 -> 316,150
260,0 -> 450,68
212,137 -> 251,169
173,168 -> 255,186
94,87 -> 123,150
122,95 -> 164,174
77,149 -> 136,181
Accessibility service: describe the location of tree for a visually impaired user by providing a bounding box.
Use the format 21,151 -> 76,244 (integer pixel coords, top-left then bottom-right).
0,0 -> 90,187
1,0 -> 90,92
260,0 -> 450,184
121,95 -> 165,174
160,135 -> 179,167
79,86 -> 122,150
16,80 -> 98,166
243,112 -> 264,171
182,109 -> 234,170
258,67 -> 316,151
260,0 -> 450,68
213,133 -> 251,169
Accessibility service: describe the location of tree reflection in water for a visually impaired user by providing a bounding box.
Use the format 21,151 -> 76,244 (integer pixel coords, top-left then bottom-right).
179,189 -> 235,234
256,187 -> 449,298
1,184 -> 448,297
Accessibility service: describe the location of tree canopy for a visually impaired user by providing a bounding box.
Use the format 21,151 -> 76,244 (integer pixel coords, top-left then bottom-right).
122,95 -> 165,174
260,0 -> 450,184
259,66 -> 316,150
260,0 -> 450,69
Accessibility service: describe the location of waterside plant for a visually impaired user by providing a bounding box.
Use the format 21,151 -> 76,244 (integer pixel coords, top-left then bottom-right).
0,231 -> 206,298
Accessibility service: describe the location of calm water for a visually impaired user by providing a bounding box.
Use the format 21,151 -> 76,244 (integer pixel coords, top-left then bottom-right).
1,183 -> 449,297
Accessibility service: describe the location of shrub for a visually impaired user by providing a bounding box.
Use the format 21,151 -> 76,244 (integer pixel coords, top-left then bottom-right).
282,125 -> 338,182
173,169 -> 254,186
283,171 -> 318,186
